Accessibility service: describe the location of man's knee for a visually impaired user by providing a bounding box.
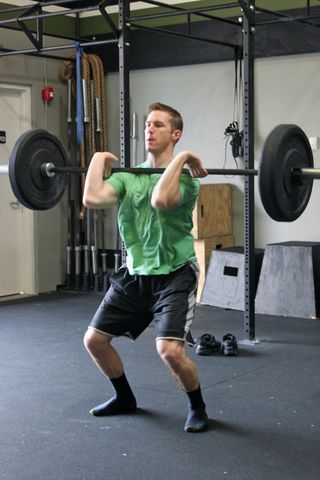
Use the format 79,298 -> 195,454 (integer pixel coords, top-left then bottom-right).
83,328 -> 111,354
156,339 -> 185,369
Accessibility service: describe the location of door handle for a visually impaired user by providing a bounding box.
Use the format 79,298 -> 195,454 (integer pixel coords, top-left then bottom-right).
9,200 -> 21,209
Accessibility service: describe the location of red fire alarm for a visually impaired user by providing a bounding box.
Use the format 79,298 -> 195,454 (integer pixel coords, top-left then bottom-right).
42,87 -> 54,102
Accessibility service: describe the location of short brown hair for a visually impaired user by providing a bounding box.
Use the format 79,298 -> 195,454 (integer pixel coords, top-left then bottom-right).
148,102 -> 183,132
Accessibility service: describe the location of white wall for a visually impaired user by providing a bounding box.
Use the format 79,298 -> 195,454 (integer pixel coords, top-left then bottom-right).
106,52 -> 320,249
254,54 -> 320,246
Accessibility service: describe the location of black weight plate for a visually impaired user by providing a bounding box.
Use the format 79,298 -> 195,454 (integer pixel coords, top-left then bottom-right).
259,124 -> 314,222
8,129 -> 68,210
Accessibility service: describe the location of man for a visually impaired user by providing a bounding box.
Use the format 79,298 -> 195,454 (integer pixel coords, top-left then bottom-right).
83,102 -> 208,432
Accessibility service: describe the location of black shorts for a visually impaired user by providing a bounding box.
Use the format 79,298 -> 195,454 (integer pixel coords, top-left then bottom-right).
88,262 -> 199,342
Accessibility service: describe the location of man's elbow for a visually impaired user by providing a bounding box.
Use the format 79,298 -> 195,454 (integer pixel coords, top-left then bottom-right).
82,196 -> 92,209
83,192 -> 99,208
151,198 -> 165,210
83,190 -> 118,208
151,195 -> 179,210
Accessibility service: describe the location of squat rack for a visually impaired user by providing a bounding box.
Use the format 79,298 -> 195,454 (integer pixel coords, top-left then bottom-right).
1,0 -> 319,341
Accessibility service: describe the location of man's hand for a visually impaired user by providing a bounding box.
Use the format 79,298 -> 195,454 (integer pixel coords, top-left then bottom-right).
178,151 -> 208,178
151,150 -> 208,210
91,151 -> 118,178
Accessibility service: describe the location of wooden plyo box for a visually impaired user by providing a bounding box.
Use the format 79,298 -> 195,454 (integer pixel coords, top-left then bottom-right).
194,234 -> 234,302
192,184 -> 232,239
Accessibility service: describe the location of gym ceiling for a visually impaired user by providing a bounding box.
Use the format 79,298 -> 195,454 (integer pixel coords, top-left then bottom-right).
1,1 -> 320,70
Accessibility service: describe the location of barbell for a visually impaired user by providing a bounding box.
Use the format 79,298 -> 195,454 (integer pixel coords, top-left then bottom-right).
0,124 -> 317,221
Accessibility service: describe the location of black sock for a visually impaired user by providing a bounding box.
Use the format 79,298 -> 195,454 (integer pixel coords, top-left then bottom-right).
110,372 -> 136,401
186,385 -> 206,411
90,373 -> 137,417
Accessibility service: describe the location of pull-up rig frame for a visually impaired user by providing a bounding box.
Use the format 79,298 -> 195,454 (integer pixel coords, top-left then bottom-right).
1,1 -> 319,341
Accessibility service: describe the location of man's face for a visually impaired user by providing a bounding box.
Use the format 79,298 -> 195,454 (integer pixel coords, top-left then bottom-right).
145,110 -> 181,154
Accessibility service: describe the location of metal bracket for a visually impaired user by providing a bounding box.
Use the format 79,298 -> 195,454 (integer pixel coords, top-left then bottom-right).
17,4 -> 43,52
238,0 -> 255,25
98,0 -> 119,39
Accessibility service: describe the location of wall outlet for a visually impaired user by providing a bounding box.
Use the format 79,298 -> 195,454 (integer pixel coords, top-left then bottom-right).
308,136 -> 319,151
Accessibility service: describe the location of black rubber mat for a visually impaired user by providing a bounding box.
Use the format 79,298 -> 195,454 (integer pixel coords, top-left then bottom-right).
1,292 -> 319,480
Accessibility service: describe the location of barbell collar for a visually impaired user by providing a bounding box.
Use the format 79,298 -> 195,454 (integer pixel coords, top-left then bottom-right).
41,162 -> 57,178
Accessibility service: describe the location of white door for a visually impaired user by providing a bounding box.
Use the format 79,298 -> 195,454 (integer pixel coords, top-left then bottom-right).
0,83 -> 35,297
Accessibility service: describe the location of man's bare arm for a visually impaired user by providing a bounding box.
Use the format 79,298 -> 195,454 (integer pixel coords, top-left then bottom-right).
151,151 -> 208,210
83,152 -> 119,208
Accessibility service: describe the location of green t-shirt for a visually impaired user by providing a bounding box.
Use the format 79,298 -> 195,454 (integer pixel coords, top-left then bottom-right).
106,161 -> 199,275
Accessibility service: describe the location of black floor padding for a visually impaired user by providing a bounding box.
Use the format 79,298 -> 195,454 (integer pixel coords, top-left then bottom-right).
1,292 -> 320,480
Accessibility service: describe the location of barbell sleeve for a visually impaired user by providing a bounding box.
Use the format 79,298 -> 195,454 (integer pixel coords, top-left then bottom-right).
0,165 -> 8,175
300,168 -> 320,179
95,98 -> 101,132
